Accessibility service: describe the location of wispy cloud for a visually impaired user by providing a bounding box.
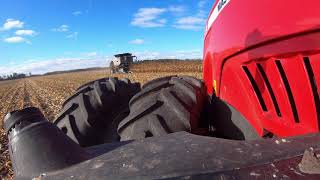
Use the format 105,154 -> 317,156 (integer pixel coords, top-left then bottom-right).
3,36 -> 30,44
132,2 -> 208,31
52,25 -> 77,39
175,49 -> 202,59
198,0 -> 208,8
131,8 -> 167,28
0,57 -> 108,75
15,29 -> 36,36
1,19 -> 24,31
66,32 -> 78,39
1,20 -> 35,43
129,39 -> 145,45
173,16 -> 206,30
168,5 -> 186,14
134,49 -> 202,60
173,1 -> 208,31
84,52 -> 97,57
52,25 -> 69,32
72,11 -> 82,16
134,51 -> 160,59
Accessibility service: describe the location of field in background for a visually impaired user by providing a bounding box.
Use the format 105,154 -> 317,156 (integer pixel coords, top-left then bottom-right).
0,60 -> 202,179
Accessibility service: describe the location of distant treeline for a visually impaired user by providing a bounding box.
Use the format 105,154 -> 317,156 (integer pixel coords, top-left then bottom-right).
0,73 -> 28,81
0,72 -> 42,81
0,59 -> 202,80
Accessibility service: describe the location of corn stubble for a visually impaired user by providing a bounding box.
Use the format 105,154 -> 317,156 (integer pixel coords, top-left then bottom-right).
0,60 -> 202,179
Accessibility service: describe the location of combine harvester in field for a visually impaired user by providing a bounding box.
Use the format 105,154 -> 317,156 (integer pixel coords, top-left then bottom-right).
3,0 -> 320,179
109,53 -> 137,74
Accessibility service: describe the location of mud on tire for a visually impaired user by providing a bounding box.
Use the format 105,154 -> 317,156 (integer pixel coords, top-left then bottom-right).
54,77 -> 141,147
118,76 -> 207,141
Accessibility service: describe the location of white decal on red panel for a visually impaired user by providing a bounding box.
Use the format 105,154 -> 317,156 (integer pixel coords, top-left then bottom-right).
207,0 -> 231,31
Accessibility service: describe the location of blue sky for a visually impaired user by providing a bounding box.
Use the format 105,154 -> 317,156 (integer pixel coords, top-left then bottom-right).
0,0 -> 213,75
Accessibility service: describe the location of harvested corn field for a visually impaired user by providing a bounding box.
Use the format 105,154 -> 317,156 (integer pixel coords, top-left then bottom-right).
0,60 -> 202,179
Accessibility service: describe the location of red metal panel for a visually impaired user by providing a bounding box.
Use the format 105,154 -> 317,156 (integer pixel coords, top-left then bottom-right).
260,58 -> 298,135
308,54 -> 320,130
260,59 -> 292,120
245,63 -> 273,113
203,0 -> 320,137
203,0 -> 320,97
280,55 -> 318,131
221,54 -> 320,137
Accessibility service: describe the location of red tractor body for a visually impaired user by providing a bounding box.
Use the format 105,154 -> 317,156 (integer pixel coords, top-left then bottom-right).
203,0 -> 320,137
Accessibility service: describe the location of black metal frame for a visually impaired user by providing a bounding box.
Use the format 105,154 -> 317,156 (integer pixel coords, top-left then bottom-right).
37,132 -> 320,179
6,108 -> 320,179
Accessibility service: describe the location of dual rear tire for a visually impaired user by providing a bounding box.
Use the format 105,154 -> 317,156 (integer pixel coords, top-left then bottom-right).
54,76 -> 259,147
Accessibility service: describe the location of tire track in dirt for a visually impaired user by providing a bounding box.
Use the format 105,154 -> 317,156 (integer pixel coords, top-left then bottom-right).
22,80 -> 32,108
0,80 -> 23,180
0,83 -> 19,116
26,79 -> 57,121
3,82 -> 24,115
0,85 -> 14,101
0,80 -> 24,121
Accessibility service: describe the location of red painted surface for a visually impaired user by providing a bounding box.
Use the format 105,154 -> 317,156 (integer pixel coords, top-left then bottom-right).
203,0 -> 320,137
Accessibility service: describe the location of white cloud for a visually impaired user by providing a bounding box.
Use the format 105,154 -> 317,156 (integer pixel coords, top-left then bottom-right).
198,0 -> 208,8
172,0 -> 208,31
131,8 -> 167,28
52,25 -> 69,32
129,39 -> 145,45
3,36 -> 29,44
168,5 -> 186,13
173,16 -> 206,30
1,19 -> 24,31
72,11 -> 82,16
197,9 -> 207,18
15,29 -> 36,36
134,51 -> 161,60
0,57 -> 108,75
175,49 -> 202,59
66,32 -> 78,39
134,49 -> 202,60
84,52 -> 97,57
52,25 -> 77,39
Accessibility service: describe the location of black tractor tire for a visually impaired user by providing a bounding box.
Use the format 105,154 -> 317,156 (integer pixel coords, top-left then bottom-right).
118,76 -> 208,141
54,77 -> 141,147
204,96 -> 261,141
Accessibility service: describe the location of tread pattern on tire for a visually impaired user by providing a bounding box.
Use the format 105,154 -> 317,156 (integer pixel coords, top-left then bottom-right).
118,76 -> 207,141
54,77 -> 141,147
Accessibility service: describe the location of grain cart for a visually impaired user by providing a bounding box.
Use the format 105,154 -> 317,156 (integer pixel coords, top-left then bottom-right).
109,53 -> 137,73
4,0 -> 320,179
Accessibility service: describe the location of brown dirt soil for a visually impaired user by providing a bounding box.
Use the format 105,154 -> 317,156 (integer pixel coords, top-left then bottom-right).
0,60 -> 202,179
